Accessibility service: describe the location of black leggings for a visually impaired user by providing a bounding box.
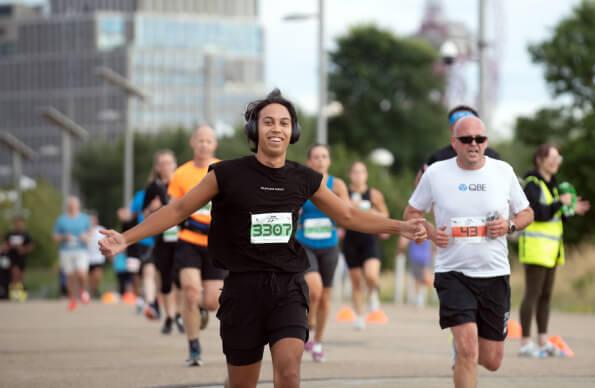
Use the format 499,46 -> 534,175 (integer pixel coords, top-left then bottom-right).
519,264 -> 557,337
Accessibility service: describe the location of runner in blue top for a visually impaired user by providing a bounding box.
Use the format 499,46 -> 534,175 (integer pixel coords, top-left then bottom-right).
297,143 -> 349,362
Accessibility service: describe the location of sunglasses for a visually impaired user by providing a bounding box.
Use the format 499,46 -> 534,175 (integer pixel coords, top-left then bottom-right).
456,135 -> 488,145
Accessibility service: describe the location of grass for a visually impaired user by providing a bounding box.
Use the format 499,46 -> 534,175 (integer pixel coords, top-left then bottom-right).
377,243 -> 595,313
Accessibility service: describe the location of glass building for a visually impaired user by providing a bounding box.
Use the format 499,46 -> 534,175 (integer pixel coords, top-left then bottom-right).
0,0 -> 264,188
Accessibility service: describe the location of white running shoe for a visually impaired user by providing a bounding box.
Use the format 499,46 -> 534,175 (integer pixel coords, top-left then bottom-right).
518,341 -> 540,358
539,342 -> 562,358
354,316 -> 366,331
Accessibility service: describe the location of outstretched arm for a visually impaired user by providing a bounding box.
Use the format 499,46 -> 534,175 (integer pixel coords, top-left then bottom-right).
100,171 -> 219,256
311,184 -> 426,241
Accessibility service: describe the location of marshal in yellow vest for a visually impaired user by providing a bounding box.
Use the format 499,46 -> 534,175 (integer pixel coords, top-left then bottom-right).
519,175 -> 565,268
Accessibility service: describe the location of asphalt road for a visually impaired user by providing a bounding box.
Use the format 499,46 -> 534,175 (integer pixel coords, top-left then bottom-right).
2,301 -> 594,387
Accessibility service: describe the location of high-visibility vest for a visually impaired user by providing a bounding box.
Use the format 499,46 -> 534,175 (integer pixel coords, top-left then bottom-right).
519,175 -> 565,268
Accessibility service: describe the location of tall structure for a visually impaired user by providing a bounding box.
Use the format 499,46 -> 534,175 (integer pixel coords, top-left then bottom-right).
0,0 -> 264,189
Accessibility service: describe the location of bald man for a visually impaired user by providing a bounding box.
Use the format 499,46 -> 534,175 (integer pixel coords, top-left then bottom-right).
168,125 -> 227,366
405,117 -> 534,388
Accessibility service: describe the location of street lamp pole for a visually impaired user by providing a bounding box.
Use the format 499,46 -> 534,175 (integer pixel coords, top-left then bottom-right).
96,66 -> 148,206
317,0 -> 327,144
40,107 -> 89,209
478,0 -> 488,124
0,131 -> 36,212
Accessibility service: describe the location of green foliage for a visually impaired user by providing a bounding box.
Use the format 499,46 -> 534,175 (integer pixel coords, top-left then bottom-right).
0,181 -> 62,268
529,0 -> 595,110
515,0 -> 595,243
514,107 -> 577,147
74,128 -> 192,228
328,24 -> 448,172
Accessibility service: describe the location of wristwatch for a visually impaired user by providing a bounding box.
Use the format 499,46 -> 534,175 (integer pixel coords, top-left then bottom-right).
507,220 -> 517,235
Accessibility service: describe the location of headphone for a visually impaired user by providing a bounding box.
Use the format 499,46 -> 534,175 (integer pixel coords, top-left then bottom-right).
244,104 -> 301,146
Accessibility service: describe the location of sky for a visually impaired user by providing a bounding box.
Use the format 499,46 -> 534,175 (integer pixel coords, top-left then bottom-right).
261,0 -> 581,139
5,0 -> 581,139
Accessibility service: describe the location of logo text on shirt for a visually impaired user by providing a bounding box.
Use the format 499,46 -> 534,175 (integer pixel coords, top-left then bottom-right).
458,184 -> 487,192
260,186 -> 285,192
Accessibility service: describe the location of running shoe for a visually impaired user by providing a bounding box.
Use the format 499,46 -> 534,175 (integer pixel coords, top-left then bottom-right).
311,343 -> 325,363
354,316 -> 366,331
80,291 -> 91,304
199,306 -> 209,330
135,297 -> 144,315
304,339 -> 315,352
539,342 -> 562,358
175,314 -> 185,334
518,341 -> 540,358
144,302 -> 160,320
67,298 -> 77,311
161,318 -> 173,335
186,350 -> 204,367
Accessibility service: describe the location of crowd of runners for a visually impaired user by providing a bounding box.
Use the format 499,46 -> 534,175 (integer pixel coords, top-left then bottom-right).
1,88 -> 589,388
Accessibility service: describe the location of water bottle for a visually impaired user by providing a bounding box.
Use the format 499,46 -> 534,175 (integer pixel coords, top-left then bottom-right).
559,182 -> 577,217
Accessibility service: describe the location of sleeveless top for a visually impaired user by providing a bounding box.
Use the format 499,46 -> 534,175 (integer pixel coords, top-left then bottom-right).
296,176 -> 338,249
344,188 -> 376,242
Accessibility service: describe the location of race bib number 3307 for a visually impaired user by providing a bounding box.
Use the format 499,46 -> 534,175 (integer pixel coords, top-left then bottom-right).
250,212 -> 293,244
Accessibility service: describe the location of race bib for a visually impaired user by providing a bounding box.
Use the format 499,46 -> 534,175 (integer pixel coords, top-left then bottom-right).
9,235 -> 24,246
304,218 -> 333,240
194,201 -> 212,217
162,225 -> 180,242
250,212 -> 293,244
451,216 -> 487,243
357,200 -> 372,211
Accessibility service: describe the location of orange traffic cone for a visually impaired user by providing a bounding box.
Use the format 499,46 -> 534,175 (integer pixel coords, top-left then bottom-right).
366,309 -> 389,324
122,291 -> 136,305
101,291 -> 119,305
507,319 -> 522,339
335,306 -> 357,323
549,335 -> 575,357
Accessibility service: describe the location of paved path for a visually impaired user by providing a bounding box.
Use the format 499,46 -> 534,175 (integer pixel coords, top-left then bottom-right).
1,301 -> 594,387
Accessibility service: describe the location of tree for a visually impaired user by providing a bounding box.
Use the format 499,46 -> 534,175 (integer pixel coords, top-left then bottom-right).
513,0 -> 595,242
328,24 -> 448,172
529,0 -> 595,112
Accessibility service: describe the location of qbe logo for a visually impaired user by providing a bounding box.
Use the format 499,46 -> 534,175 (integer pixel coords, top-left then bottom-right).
458,183 -> 487,192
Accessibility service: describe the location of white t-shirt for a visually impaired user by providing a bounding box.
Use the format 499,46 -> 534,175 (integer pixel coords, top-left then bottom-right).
88,225 -> 106,265
409,156 -> 529,278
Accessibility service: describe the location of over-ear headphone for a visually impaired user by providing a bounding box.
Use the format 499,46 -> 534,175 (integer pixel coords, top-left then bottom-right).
244,105 -> 301,146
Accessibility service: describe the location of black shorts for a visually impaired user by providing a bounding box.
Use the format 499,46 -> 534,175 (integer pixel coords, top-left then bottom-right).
343,236 -> 380,269
8,254 -> 26,271
88,263 -> 105,272
153,241 -> 178,294
434,271 -> 511,341
217,271 -> 309,366
304,246 -> 339,288
173,240 -> 227,281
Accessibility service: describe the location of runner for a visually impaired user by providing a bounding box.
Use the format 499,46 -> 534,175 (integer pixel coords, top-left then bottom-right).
296,143 -> 349,362
4,215 -> 34,302
167,125 -> 226,365
87,211 -> 106,299
396,236 -> 433,308
118,191 -> 156,314
416,105 -> 501,184
405,116 -> 534,388
99,89 -> 426,388
343,161 -> 389,330
142,149 -> 185,334
53,196 -> 92,311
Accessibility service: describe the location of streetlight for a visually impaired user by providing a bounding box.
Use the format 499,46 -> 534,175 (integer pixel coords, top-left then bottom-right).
0,131 -> 36,212
40,107 -> 89,208
283,0 -> 327,144
95,66 -> 148,206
